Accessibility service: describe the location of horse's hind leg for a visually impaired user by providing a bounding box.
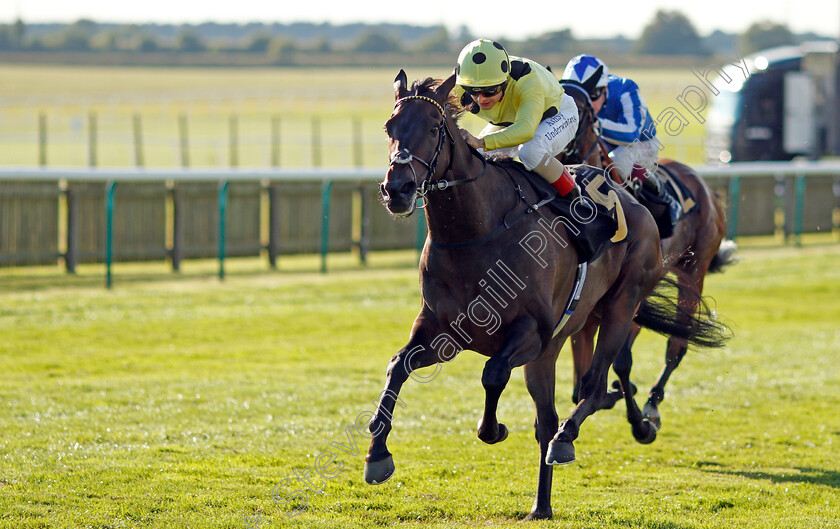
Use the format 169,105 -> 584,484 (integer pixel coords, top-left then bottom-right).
478,316 -> 544,445
570,315 -> 597,405
643,272 -> 706,430
613,325 -> 658,444
643,337 -> 687,430
365,316 -> 446,485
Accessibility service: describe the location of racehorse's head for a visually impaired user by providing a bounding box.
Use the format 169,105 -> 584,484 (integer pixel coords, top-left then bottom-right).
380,70 -> 457,217
558,80 -> 601,167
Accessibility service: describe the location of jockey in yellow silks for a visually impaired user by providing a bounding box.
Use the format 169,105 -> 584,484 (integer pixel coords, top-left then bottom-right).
454,39 -> 581,199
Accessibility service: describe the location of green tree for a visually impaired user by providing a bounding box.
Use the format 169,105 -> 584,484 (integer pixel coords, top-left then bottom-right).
10,18 -> 25,50
176,29 -> 205,52
416,26 -> 450,53
267,37 -> 296,64
521,29 -> 574,54
0,27 -> 11,51
245,34 -> 272,53
58,26 -> 92,52
352,30 -> 401,53
137,35 -> 159,53
636,10 -> 708,56
311,38 -> 332,53
740,21 -> 795,55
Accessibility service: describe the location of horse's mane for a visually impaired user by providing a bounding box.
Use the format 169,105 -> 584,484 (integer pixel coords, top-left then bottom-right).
409,77 -> 466,122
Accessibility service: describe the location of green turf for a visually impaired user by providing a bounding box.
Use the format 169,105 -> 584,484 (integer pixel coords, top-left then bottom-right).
1,242 -> 838,528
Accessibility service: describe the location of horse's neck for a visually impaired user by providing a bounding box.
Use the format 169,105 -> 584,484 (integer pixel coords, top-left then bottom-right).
424,146 -> 512,245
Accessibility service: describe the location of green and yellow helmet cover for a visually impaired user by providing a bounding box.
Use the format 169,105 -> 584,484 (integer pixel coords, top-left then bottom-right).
456,39 -> 510,87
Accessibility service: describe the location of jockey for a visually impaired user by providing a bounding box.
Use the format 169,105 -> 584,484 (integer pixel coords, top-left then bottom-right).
454,39 -> 580,199
562,54 -> 681,221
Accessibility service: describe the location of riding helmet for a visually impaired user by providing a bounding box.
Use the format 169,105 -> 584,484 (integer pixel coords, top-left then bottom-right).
563,54 -> 609,95
455,39 -> 510,87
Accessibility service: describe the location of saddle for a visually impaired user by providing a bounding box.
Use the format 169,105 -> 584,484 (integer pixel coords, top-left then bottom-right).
635,165 -> 697,239
496,159 -> 622,263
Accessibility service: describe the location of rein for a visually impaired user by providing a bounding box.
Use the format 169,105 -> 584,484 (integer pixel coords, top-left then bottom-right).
388,93 -> 554,250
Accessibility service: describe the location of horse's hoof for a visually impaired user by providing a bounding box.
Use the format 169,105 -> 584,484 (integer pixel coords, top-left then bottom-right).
642,401 -> 662,431
478,421 -> 509,444
545,440 -> 575,465
495,423 -> 509,444
523,508 -> 552,521
612,379 -> 637,397
632,419 -> 658,445
364,455 -> 395,485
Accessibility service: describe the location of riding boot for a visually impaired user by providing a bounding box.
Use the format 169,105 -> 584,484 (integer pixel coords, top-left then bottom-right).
640,171 -> 683,225
535,158 -> 581,200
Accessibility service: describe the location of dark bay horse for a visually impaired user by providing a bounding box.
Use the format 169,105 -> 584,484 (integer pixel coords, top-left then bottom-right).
560,81 -> 736,434
365,71 -> 725,520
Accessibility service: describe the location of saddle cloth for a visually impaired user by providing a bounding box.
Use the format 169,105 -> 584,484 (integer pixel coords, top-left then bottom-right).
637,165 -> 698,239
499,160 -> 622,264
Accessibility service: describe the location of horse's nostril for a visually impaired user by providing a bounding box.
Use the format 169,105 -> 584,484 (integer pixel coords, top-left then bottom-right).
380,183 -> 389,199
400,181 -> 416,196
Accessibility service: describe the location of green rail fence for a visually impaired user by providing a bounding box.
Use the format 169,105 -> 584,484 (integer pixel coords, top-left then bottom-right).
1,161 -> 839,288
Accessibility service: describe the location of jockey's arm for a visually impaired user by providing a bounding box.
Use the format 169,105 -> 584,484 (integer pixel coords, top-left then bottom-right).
482,87 -> 544,151
599,89 -> 646,146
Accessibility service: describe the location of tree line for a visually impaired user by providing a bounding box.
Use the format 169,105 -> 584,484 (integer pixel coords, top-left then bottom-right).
0,10 -> 827,63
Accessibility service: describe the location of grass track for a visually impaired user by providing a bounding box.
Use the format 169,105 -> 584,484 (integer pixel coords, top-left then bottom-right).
1,244 -> 839,528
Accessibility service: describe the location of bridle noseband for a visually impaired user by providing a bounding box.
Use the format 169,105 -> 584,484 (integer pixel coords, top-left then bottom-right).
388,95 -> 485,204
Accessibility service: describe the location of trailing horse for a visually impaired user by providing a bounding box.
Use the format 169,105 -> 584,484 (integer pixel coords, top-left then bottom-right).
366,71 -> 726,520
560,82 -> 736,434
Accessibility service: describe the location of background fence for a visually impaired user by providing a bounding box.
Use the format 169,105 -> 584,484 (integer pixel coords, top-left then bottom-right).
1,161 -> 839,285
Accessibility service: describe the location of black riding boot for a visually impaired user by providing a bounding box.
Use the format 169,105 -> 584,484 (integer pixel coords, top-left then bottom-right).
642,176 -> 682,225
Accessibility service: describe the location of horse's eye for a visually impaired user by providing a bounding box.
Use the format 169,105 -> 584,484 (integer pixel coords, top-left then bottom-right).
429,125 -> 439,137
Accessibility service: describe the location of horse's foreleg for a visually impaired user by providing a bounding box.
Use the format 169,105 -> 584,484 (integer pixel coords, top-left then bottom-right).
522,352 -> 559,521
365,319 -> 444,485
477,316 -> 543,445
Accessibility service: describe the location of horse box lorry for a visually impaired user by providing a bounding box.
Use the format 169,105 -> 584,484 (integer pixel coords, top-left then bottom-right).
705,41 -> 840,163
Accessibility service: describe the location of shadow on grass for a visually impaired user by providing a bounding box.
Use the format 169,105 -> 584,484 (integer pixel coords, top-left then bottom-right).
700,466 -> 840,488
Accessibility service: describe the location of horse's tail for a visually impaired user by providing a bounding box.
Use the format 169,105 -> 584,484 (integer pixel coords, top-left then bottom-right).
633,270 -> 731,349
708,239 -> 738,274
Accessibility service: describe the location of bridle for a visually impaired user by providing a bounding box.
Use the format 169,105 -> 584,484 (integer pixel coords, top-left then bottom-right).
387,95 -> 486,206
559,81 -> 603,165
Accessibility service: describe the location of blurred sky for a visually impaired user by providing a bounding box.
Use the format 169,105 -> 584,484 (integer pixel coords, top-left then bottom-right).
3,0 -> 839,41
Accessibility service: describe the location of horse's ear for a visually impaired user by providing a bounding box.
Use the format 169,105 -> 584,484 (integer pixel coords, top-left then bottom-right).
394,69 -> 409,100
436,72 -> 457,102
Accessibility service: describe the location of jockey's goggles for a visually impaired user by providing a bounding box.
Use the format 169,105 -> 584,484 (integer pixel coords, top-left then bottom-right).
590,87 -> 605,101
461,83 -> 505,97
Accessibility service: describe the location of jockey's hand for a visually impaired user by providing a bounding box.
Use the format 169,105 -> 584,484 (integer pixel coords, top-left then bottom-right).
459,129 -> 485,150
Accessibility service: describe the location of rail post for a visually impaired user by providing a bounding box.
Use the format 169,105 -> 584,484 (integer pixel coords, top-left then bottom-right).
270,115 -> 281,168
727,175 -> 741,240
218,181 -> 229,280
793,173 -> 806,247
312,117 -> 322,167
133,113 -> 144,167
88,112 -> 98,167
38,113 -> 47,166
105,181 -> 116,289
320,180 -> 332,273
178,114 -> 190,168
229,114 -> 239,168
